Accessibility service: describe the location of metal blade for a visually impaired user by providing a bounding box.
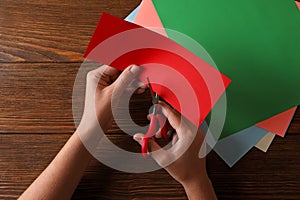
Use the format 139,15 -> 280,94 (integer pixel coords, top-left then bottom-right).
146,77 -> 156,104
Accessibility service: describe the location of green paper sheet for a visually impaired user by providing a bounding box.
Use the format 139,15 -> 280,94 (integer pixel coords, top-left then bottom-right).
153,0 -> 300,138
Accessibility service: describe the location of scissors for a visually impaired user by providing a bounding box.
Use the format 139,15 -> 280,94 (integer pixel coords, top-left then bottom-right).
142,77 -> 173,158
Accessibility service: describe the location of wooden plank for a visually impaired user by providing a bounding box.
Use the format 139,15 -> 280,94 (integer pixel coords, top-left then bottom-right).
288,107 -> 300,134
0,134 -> 299,199
0,62 -> 152,134
207,134 -> 300,200
1,0 -> 299,200
0,0 -> 140,62
0,63 -> 299,135
0,63 -> 78,133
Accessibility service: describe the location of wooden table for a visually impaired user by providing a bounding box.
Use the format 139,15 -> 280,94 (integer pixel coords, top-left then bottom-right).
0,1 -> 299,199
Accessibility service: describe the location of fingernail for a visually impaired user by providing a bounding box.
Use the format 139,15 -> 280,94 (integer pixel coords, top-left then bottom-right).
137,81 -> 146,88
134,135 -> 142,141
130,65 -> 140,74
136,88 -> 146,94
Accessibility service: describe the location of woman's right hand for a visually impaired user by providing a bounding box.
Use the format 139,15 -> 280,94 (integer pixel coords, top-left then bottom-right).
133,101 -> 217,200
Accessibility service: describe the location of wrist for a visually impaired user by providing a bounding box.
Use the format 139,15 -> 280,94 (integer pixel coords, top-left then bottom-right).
181,172 -> 209,189
182,174 -> 216,200
76,115 -> 107,148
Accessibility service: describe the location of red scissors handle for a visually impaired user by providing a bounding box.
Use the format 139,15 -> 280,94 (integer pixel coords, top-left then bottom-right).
142,113 -> 172,158
153,105 -> 170,140
142,114 -> 157,158
142,78 -> 173,158
156,114 -> 169,140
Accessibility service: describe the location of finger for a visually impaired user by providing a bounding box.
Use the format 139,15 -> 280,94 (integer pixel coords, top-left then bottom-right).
133,133 -> 145,145
172,133 -> 179,146
102,66 -> 121,82
134,133 -> 162,151
135,88 -> 146,94
112,65 -> 141,92
126,79 -> 146,91
87,65 -> 120,84
159,101 -> 181,131
136,81 -> 147,94
135,80 -> 147,89
133,81 -> 147,94
148,138 -> 174,167
133,134 -> 162,152
155,129 -> 162,139
133,133 -> 170,167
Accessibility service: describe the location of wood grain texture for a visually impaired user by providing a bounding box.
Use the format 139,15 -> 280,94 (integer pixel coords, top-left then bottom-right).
0,62 -> 299,134
0,63 -> 77,133
0,62 -> 152,134
0,0 -> 300,199
0,0 -> 140,62
0,134 -> 299,199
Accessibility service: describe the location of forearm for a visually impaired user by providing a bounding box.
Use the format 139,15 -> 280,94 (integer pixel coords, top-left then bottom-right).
19,132 -> 92,200
182,176 -> 217,200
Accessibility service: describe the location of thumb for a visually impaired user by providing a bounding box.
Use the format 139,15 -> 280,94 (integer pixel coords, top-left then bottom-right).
133,133 -> 145,146
133,133 -> 170,167
133,133 -> 162,152
112,65 -> 141,92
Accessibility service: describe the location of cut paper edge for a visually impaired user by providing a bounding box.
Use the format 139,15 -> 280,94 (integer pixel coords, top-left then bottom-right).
255,132 -> 276,152
84,13 -> 231,127
256,107 -> 297,137
135,0 -> 297,138
124,5 -> 140,22
126,2 -> 291,166
202,123 -> 268,167
134,0 -> 167,36
296,1 -> 300,9
153,0 -> 300,139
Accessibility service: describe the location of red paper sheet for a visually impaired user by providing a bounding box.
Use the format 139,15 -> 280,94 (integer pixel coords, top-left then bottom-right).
134,0 -> 297,137
84,13 -> 231,126
256,107 -> 297,137
297,1 -> 300,9
134,0 -> 167,37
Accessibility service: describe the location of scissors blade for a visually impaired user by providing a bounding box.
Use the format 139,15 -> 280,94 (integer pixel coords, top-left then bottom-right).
146,77 -> 158,104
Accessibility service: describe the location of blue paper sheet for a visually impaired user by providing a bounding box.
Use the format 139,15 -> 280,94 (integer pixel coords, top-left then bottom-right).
202,123 -> 268,167
125,5 -> 140,22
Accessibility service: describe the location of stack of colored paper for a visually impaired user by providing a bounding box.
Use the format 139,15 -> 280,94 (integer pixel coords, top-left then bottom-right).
84,0 -> 300,167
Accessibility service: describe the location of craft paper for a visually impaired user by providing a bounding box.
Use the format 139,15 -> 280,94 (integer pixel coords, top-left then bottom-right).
84,13 -> 231,127
135,0 -> 298,139
206,125 -> 268,167
134,0 -> 167,36
129,1 -> 296,165
152,0 -> 300,139
255,106 -> 297,151
124,5 -> 140,22
130,3 -> 270,165
122,3 -> 285,165
256,107 -> 297,137
255,132 -> 276,152
132,0 -> 291,162
255,134 -> 274,152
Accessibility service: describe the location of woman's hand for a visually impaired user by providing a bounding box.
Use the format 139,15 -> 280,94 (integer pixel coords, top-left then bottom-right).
133,102 -> 217,200
19,64 -> 146,200
78,64 -> 145,136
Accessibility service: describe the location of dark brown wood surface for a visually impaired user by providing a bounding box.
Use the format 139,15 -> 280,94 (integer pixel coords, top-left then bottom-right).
0,0 -> 299,199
